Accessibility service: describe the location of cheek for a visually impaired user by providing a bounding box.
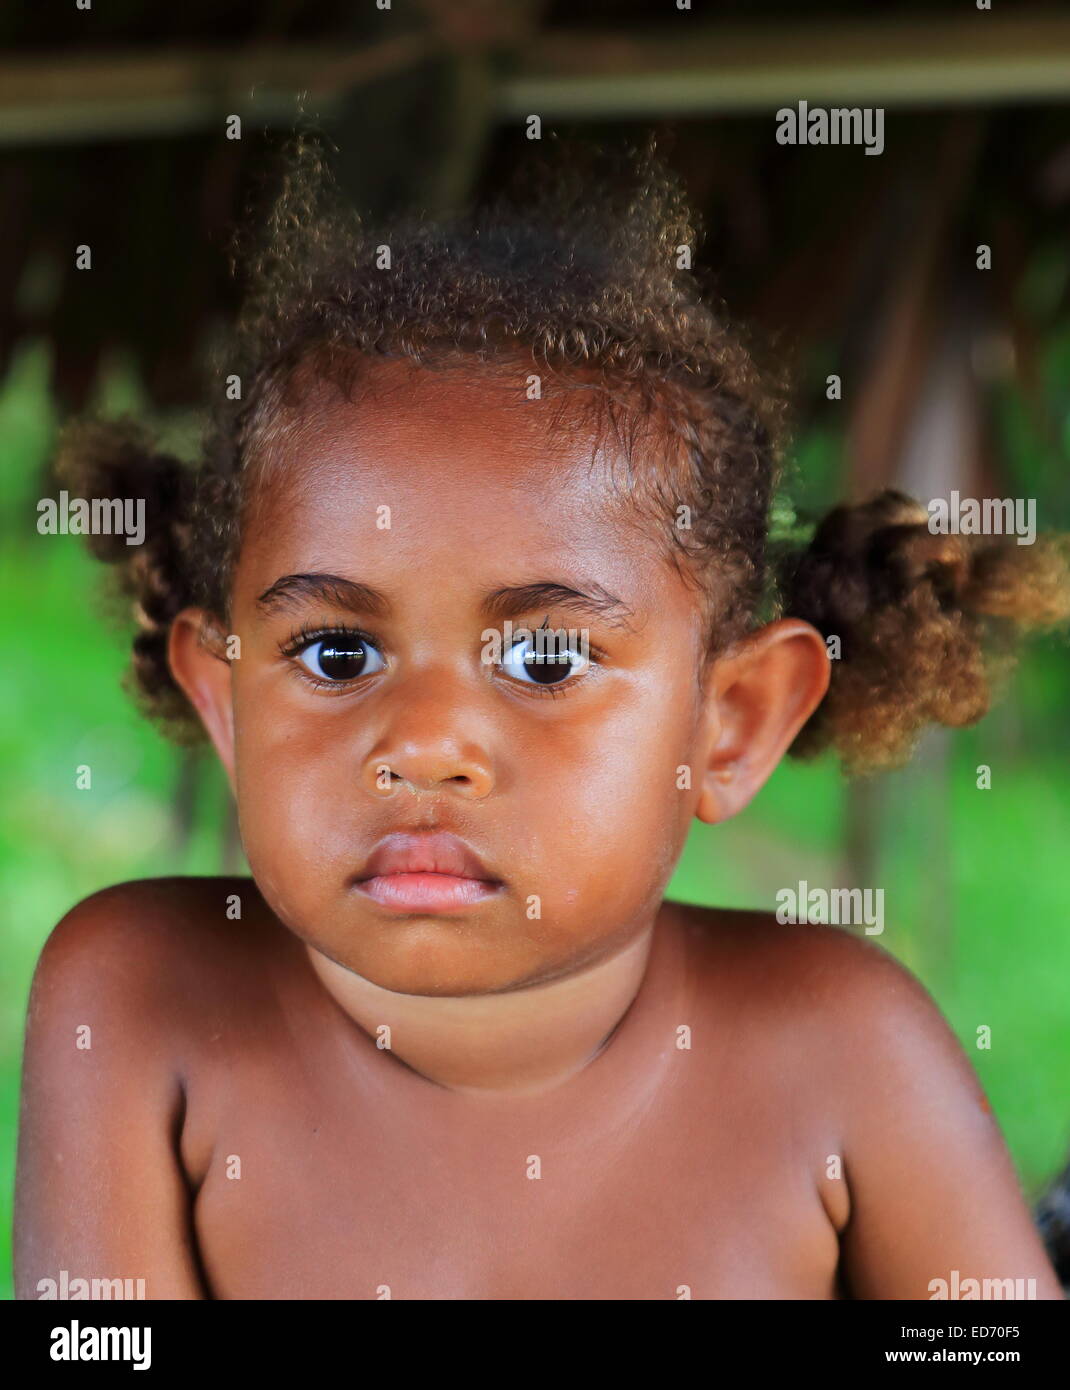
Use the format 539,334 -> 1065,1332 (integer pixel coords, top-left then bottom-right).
230,697 -> 359,922
520,675 -> 700,922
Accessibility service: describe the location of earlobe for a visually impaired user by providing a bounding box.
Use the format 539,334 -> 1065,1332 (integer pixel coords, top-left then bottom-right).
694,762 -> 740,827
168,608 -> 236,786
694,620 -> 831,826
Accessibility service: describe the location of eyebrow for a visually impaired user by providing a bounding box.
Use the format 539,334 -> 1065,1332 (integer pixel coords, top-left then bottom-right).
255,573 -> 637,631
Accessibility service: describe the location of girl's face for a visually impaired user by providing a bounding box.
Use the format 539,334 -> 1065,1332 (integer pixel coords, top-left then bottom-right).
174,356 -> 824,995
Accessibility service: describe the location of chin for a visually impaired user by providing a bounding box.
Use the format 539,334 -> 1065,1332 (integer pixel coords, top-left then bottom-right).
318,918 -> 544,996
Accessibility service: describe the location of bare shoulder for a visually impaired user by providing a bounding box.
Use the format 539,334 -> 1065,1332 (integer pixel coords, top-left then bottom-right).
666,897 -> 931,1026
663,897 -> 977,1102
14,878 -> 274,1300
28,876 -> 289,1042
38,874 -> 271,960
661,900 -> 1063,1296
666,895 -> 1012,1143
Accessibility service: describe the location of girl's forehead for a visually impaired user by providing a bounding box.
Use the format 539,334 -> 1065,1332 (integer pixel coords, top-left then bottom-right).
244,444 -> 655,591
250,358 -> 652,533
278,356 -> 621,458
237,361 -> 694,621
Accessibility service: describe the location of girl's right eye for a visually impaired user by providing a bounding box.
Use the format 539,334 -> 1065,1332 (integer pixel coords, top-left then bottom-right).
294,632 -> 386,683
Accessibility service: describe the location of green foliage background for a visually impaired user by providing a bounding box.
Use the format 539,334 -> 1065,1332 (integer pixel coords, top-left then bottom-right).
2,327 -> 1069,1301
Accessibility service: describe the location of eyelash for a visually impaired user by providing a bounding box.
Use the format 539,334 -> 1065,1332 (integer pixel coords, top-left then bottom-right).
500,628 -> 607,701
278,621 -> 606,699
278,622 -> 383,693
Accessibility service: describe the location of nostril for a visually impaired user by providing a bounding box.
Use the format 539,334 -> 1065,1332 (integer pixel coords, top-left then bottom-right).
364,757 -> 493,798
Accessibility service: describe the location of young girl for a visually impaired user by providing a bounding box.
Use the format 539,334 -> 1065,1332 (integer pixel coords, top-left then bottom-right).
15,140 -> 1070,1300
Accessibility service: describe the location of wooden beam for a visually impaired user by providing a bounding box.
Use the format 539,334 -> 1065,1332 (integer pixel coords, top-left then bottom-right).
2,12 -> 1069,145
0,37 -> 430,144
501,14 -> 1070,117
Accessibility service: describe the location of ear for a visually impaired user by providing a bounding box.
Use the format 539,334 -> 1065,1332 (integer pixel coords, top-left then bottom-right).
695,619 -> 831,825
168,608 -> 236,790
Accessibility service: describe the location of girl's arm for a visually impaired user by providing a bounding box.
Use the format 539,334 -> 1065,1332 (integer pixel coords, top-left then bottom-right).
830,939 -> 1063,1299
14,888 -> 208,1300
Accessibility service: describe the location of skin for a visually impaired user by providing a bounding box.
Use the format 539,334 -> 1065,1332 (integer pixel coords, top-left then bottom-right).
14,356 -> 1064,1298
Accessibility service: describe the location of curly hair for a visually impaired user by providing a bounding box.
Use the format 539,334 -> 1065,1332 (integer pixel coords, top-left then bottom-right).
54,134 -> 1070,773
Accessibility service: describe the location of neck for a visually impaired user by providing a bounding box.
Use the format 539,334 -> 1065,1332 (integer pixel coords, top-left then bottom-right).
305,923 -> 660,1097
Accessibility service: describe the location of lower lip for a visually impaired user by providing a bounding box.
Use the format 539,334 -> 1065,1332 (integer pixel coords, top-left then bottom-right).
356,873 -> 503,913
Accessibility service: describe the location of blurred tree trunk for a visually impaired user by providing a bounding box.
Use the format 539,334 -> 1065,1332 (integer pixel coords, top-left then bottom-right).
842,114 -> 985,984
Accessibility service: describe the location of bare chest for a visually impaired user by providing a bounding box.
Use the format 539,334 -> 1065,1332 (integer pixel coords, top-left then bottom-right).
186,1044 -> 842,1299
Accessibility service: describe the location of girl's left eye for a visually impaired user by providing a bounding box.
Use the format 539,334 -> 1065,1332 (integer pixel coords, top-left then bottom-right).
294,632 -> 385,682
499,632 -> 591,688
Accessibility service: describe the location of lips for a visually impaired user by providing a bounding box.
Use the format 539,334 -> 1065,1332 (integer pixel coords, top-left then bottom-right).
354,832 -> 502,913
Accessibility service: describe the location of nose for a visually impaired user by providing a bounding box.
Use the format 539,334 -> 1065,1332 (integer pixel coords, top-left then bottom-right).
358,669 -> 495,800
